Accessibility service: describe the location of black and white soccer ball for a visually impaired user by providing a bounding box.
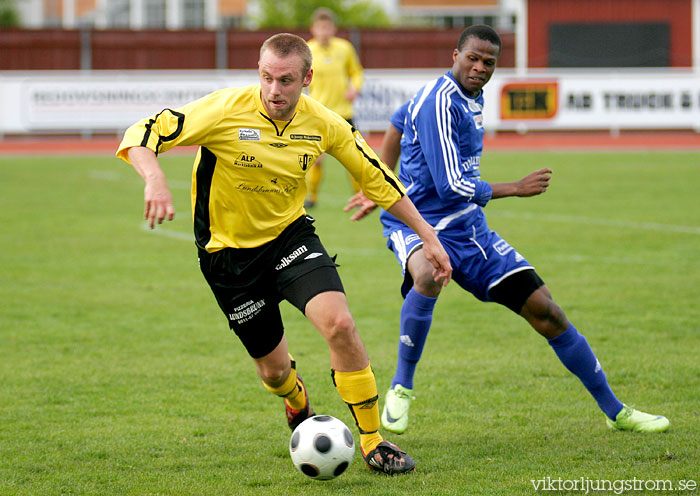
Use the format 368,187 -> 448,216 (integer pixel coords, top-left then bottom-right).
289,415 -> 355,480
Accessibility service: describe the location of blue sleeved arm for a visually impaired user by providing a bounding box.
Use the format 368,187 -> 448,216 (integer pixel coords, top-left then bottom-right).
390,102 -> 409,135
416,95 -> 492,207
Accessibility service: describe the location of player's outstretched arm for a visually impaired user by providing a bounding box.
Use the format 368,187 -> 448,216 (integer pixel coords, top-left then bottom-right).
127,146 -> 175,229
385,196 -> 452,286
491,167 -> 552,199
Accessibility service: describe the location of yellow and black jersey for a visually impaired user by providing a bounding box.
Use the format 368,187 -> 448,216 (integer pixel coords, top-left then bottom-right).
308,37 -> 363,119
116,84 -> 404,251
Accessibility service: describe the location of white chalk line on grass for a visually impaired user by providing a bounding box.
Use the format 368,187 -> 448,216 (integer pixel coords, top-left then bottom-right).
544,253 -> 697,267
90,170 -> 191,190
140,223 -> 193,241
94,169 -> 699,235
95,169 -> 698,267
138,223 -> 382,255
139,224 -> 697,266
492,210 -> 700,235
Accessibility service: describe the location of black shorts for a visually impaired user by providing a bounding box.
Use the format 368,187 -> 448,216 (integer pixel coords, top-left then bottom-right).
198,216 -> 344,359
488,269 -> 545,314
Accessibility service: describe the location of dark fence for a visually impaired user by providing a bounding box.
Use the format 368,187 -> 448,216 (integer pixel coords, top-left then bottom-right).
0,28 -> 515,70
1,30 -> 82,70
91,30 -> 218,69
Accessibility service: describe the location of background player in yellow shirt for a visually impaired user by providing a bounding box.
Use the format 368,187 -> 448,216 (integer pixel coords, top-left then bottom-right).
305,8 -> 364,208
116,33 -> 452,475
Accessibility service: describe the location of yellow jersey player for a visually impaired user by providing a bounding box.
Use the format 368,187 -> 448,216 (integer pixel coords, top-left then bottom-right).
305,8 -> 364,207
116,33 -> 452,475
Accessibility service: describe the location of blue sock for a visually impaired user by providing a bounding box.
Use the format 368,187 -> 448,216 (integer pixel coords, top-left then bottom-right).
392,288 -> 438,390
548,324 -> 624,420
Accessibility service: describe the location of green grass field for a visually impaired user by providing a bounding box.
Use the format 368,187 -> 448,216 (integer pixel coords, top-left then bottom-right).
1,149 -> 699,495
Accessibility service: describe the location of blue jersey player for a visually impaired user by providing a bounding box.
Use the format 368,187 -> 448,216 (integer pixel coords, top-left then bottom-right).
346,25 -> 669,434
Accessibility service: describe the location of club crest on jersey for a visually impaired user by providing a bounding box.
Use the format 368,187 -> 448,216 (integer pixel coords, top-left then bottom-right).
238,128 -> 261,141
234,153 -> 263,168
298,153 -> 314,171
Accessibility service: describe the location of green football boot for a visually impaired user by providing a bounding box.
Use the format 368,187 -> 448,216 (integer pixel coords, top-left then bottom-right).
381,384 -> 415,434
606,404 -> 670,433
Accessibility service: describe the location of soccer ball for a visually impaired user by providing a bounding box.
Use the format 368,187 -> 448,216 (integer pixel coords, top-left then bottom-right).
289,415 -> 355,480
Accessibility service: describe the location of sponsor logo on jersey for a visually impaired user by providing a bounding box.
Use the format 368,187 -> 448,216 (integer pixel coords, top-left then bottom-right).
298,153 -> 314,171
462,156 -> 481,169
276,245 -> 308,270
304,252 -> 323,260
228,299 -> 266,324
493,239 -> 514,256
269,142 -> 288,148
290,134 -> 321,141
236,182 -> 298,194
238,128 -> 261,141
234,153 -> 263,168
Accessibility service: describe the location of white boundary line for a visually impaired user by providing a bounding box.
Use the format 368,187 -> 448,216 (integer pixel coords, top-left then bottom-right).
137,210 -> 700,247
140,223 -> 193,241
93,169 -> 699,236
139,223 -> 385,255
139,223 -> 693,267
93,170 -> 698,253
90,170 -> 190,190
492,210 -> 700,235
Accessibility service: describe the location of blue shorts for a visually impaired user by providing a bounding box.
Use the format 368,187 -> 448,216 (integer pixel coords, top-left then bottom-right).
386,215 -> 535,302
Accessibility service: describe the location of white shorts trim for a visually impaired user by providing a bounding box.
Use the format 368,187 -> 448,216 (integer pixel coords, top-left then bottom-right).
487,266 -> 535,293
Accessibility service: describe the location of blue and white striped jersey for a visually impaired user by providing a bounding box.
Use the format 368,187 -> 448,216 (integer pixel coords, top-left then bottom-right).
380,71 -> 493,236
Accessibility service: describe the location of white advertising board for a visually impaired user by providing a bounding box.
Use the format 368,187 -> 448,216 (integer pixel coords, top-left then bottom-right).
488,69 -> 700,131
1,69 -> 699,134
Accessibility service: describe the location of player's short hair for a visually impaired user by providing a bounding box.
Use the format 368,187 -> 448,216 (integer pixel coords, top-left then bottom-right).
312,7 -> 336,24
260,33 -> 313,77
458,24 -> 502,55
